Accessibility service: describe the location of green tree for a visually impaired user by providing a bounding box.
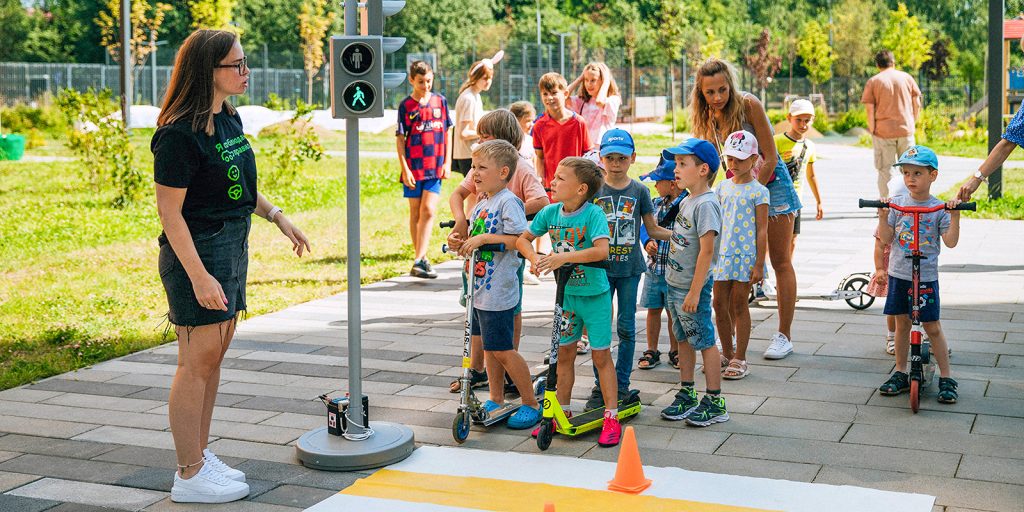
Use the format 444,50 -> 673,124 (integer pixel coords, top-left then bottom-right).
745,28 -> 781,100
921,32 -> 957,81
188,0 -> 236,31
95,0 -> 173,68
796,19 -> 834,93
879,3 -> 930,72
832,0 -> 881,77
298,0 -> 334,103
388,0 -> 497,72
0,0 -> 31,61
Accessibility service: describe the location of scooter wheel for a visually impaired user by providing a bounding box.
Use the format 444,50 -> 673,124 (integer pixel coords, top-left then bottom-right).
843,276 -> 874,310
909,379 -> 920,414
452,412 -> 471,444
536,419 -> 555,451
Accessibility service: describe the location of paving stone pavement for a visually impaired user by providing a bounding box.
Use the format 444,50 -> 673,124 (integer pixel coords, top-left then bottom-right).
1,142 -> 1023,511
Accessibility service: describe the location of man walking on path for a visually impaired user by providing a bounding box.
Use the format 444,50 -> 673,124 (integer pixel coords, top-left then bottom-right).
862,50 -> 922,198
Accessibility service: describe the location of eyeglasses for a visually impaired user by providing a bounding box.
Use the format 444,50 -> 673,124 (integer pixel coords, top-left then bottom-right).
215,57 -> 248,75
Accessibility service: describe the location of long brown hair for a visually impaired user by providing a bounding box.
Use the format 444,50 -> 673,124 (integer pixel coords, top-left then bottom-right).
689,58 -> 745,143
458,59 -> 494,95
577,62 -> 619,104
157,29 -> 238,135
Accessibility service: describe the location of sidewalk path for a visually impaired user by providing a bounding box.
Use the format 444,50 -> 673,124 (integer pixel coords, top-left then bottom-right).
0,143 -> 1021,511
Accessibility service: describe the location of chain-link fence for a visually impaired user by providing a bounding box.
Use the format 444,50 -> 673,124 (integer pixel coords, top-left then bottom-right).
1,41 -> 977,120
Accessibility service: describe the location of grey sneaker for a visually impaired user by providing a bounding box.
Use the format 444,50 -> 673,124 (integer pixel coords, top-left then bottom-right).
410,259 -> 438,279
684,394 -> 729,427
660,386 -> 699,421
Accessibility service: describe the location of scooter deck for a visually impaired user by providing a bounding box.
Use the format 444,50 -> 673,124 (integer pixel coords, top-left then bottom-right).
557,390 -> 642,436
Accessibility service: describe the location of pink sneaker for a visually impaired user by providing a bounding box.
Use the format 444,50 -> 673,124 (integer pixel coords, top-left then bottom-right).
598,411 -> 621,447
531,411 -> 570,438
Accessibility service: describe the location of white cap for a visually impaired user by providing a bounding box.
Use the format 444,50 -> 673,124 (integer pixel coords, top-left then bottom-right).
789,99 -> 815,116
723,130 -> 758,160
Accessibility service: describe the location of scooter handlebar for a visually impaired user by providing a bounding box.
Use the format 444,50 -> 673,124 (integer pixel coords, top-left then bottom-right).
859,199 -> 977,212
858,199 -> 887,209
439,220 -> 457,229
442,243 -> 505,254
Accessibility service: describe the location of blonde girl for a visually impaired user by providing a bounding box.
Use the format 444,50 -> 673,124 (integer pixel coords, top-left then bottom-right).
567,62 -> 622,146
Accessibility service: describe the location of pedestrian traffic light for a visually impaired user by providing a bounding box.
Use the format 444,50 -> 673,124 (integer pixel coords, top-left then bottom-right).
329,0 -> 406,119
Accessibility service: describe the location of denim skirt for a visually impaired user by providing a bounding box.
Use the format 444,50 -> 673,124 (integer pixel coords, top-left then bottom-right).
158,217 -> 250,327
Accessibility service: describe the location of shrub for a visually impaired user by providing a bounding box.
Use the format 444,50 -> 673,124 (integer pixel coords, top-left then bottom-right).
832,107 -> 868,134
264,93 -> 292,111
262,99 -> 324,186
766,109 -> 787,125
55,88 -> 143,208
812,106 -> 832,134
662,107 -> 690,133
0,98 -> 68,136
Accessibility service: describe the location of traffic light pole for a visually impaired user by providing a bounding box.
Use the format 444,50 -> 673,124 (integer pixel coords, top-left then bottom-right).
295,0 -> 414,472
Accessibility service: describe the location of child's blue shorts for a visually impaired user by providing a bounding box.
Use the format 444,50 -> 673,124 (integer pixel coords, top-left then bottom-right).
403,178 -> 443,198
883,276 -> 940,323
666,280 -> 716,351
472,307 -> 517,351
639,271 -> 669,310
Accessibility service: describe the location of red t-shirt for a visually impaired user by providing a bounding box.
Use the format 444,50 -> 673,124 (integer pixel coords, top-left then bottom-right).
532,112 -> 591,191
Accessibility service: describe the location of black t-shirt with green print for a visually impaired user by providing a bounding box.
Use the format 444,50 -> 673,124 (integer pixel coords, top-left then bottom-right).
152,109 -> 257,236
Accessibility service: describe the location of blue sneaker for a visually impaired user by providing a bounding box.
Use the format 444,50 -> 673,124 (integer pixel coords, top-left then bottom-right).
507,404 -> 540,429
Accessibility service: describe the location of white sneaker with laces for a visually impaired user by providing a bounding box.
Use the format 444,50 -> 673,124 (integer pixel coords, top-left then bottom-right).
171,462 -> 250,503
763,332 -> 793,360
204,448 -> 245,482
762,278 -> 777,300
523,271 -> 542,286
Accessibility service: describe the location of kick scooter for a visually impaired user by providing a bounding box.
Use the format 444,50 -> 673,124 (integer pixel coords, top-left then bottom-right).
440,221 -> 545,443
535,261 -> 642,451
858,198 -> 974,412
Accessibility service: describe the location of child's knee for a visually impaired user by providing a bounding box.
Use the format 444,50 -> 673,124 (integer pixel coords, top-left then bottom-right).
590,348 -> 613,366
922,321 -> 943,336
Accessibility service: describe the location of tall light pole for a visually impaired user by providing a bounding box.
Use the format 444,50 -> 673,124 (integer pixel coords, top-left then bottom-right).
988,0 -> 1004,199
119,0 -> 132,131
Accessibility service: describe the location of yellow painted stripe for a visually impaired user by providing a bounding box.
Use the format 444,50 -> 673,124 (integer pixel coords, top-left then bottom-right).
341,469 -> 779,512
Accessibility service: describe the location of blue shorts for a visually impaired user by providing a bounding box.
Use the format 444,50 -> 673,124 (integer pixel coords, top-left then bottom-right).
639,271 -> 669,309
472,307 -> 517,351
883,277 -> 940,323
559,292 -> 613,350
666,280 -> 716,351
765,160 -> 802,217
403,178 -> 442,198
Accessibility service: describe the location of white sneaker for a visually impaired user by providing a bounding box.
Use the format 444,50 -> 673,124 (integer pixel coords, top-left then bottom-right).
763,333 -> 793,360
523,271 -> 542,286
762,279 -> 777,300
171,462 -> 250,503
204,448 -> 245,482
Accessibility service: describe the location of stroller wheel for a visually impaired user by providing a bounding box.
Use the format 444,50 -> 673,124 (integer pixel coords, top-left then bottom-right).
452,412 -> 471,443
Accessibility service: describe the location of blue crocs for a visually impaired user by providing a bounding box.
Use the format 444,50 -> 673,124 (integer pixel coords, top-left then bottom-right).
482,400 -> 503,414
507,404 -> 540,430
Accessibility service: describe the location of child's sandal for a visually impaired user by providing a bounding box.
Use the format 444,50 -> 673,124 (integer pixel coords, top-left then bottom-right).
701,356 -> 728,374
669,350 -> 679,369
637,349 -> 662,370
885,334 -> 896,355
576,337 -> 591,354
449,368 -> 488,393
722,359 -> 749,380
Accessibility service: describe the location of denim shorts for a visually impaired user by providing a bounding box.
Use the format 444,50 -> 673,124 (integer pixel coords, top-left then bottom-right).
639,271 -> 669,309
666,280 -> 716,351
471,306 -> 517,351
559,291 -> 612,349
402,178 -> 443,198
883,277 -> 940,323
158,217 -> 250,327
766,159 -> 802,217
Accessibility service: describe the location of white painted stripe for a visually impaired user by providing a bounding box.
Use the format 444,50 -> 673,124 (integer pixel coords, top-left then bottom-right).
312,446 -> 934,512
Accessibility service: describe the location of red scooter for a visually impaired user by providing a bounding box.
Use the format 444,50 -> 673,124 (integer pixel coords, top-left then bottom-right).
858,199 -> 974,412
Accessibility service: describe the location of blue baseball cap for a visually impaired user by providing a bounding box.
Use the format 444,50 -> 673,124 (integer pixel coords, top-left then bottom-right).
599,128 -> 635,157
640,156 -> 676,182
894,145 -> 939,170
662,138 -> 721,172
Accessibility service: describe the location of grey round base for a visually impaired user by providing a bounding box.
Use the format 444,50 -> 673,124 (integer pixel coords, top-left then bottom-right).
295,423 -> 415,471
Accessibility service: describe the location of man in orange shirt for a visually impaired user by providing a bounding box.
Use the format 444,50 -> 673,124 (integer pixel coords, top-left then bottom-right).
862,50 -> 922,198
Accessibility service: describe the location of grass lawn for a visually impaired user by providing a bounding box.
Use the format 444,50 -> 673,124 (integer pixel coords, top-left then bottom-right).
0,132 -> 459,390
939,167 -> 1024,220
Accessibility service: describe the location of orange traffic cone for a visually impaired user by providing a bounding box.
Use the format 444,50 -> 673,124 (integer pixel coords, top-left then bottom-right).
543,503 -> 556,512
607,426 -> 652,494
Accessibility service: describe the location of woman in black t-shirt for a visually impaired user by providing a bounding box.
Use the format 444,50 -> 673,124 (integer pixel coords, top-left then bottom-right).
153,30 -> 310,503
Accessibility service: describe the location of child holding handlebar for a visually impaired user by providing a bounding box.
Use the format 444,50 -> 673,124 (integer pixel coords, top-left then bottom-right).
874,146 -> 963,404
